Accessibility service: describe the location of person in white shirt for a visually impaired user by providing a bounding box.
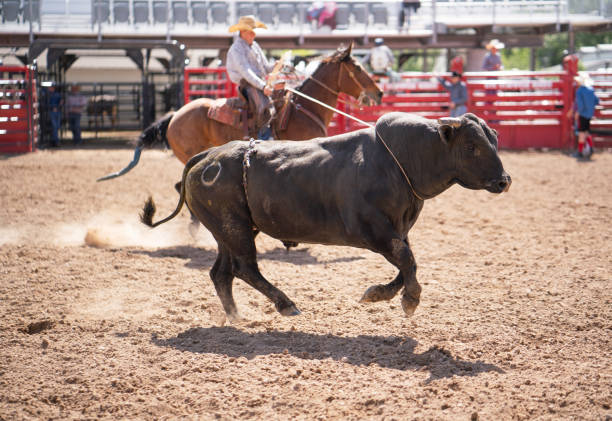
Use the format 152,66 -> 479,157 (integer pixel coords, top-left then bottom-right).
226,15 -> 276,139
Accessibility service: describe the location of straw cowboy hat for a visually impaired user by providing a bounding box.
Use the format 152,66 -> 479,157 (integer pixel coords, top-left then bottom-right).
486,39 -> 505,50
574,72 -> 593,87
228,15 -> 267,32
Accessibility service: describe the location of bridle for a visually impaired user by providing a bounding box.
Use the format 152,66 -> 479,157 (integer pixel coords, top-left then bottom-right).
302,61 -> 369,105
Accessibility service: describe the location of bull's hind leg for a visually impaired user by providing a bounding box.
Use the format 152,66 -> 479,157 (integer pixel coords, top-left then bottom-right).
210,244 -> 240,321
230,250 -> 301,317
221,225 -> 300,316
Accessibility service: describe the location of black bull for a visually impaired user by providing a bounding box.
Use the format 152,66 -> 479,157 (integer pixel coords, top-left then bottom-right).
142,112 -> 511,321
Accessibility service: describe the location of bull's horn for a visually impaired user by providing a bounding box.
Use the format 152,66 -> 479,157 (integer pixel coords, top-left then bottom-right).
438,117 -> 462,128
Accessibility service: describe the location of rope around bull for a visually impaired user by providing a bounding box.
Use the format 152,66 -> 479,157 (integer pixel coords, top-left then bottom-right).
285,87 -> 426,201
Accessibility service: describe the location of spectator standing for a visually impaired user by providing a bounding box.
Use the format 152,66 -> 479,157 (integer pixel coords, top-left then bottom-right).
482,39 -> 504,71
362,38 -> 395,76
398,1 -> 421,32
47,84 -> 62,147
437,71 -> 468,117
226,15 -> 276,139
66,84 -> 87,145
572,72 -> 599,159
482,39 -> 504,122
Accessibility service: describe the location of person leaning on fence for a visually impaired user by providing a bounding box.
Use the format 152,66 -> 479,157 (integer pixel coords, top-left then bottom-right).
226,15 -> 276,140
571,72 -> 600,159
66,84 -> 88,145
437,71 -> 468,117
46,84 -> 63,147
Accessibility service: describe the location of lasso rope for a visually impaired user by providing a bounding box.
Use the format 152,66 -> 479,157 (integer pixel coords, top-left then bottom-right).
286,87 -> 426,201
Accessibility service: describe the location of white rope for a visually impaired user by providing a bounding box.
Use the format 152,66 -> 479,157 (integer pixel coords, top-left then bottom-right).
286,87 -> 374,128
286,87 -> 426,201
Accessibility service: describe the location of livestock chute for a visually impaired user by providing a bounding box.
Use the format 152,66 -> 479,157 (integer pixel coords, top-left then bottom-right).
0,65 -> 38,154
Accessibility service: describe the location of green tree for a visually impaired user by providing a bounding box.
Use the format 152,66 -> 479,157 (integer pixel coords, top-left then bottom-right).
502,31 -> 612,70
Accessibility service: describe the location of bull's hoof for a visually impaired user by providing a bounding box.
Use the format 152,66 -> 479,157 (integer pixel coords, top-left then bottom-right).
278,303 -> 301,317
226,312 -> 244,324
360,284 -> 394,303
282,241 -> 299,251
401,295 -> 419,317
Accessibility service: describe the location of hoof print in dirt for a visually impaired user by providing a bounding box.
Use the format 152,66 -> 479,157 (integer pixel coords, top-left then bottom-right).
22,320 -> 55,334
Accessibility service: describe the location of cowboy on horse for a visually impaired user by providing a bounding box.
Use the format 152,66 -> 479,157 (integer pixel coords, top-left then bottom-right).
226,15 -> 277,140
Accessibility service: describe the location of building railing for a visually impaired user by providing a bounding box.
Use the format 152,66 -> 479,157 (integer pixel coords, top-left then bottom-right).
6,0 -> 605,39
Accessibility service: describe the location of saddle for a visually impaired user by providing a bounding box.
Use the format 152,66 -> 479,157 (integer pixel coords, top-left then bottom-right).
207,84 -> 253,138
207,72 -> 298,139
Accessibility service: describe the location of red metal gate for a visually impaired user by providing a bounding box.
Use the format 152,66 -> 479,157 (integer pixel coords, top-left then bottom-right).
0,65 -> 38,154
182,64 -> 612,150
183,67 -> 236,104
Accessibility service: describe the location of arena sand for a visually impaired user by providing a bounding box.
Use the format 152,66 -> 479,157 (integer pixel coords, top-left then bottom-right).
0,147 -> 610,420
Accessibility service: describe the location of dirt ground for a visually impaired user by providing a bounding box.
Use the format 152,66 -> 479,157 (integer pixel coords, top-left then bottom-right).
0,144 -> 610,420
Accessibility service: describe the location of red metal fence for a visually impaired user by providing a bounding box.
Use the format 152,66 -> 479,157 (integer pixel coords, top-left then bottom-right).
183,66 -> 612,150
0,65 -> 38,154
184,67 -> 236,104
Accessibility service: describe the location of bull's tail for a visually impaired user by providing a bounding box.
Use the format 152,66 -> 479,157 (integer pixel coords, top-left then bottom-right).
140,150 -> 210,228
96,112 -> 175,182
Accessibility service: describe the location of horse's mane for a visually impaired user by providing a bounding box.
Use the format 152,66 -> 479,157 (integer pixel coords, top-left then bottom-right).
321,46 -> 352,64
296,46 -> 353,92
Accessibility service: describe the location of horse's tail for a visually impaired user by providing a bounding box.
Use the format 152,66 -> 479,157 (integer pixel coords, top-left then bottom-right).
137,111 -> 174,149
140,150 -> 209,228
96,112 -> 175,182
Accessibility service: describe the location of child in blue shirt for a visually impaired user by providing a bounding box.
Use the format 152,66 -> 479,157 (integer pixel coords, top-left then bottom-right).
573,73 -> 600,158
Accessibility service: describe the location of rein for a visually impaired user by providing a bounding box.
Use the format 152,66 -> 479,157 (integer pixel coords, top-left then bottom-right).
286,86 -> 426,201
302,62 -> 366,106
290,61 -> 366,134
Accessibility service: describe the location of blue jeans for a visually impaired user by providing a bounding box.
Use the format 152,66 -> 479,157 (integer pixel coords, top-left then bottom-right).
68,113 -> 82,144
451,105 -> 467,117
49,110 -> 61,146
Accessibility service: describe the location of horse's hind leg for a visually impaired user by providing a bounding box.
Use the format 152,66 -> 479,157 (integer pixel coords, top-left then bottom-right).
175,181 -> 200,238
210,244 -> 240,322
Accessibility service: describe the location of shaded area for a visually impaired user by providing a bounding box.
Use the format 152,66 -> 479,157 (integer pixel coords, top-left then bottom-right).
152,326 -> 503,382
134,245 -> 364,269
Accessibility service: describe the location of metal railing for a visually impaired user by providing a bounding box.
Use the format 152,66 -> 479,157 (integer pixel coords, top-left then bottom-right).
7,0 -> 609,39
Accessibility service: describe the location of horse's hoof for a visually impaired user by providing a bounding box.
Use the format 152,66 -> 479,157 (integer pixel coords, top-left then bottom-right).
360,284 -> 392,303
279,304 -> 301,317
401,296 -> 419,317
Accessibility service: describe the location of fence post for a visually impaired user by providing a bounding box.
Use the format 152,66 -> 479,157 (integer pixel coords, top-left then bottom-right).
562,54 -> 579,149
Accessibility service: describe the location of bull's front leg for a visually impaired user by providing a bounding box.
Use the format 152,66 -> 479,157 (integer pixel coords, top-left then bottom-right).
361,237 -> 421,317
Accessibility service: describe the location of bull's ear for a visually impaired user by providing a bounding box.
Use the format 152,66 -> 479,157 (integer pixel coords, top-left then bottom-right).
437,117 -> 462,144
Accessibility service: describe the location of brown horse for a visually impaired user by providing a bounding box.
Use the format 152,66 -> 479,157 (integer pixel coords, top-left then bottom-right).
98,44 -> 382,180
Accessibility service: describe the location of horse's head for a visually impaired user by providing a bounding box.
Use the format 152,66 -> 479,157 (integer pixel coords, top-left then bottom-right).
334,43 -> 383,106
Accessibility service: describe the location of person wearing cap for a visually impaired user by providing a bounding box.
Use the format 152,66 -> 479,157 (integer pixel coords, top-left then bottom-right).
362,38 -> 395,76
437,71 -> 468,117
226,15 -> 276,139
572,72 -> 599,158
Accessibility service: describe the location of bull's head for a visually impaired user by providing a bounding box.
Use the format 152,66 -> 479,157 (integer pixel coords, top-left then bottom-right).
438,113 -> 511,194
